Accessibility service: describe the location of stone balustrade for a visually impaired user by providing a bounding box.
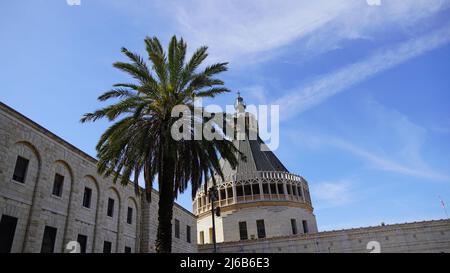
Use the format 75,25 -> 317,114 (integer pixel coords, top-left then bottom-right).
193,171 -> 312,216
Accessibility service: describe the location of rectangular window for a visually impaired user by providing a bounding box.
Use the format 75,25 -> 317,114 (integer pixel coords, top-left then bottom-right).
40,226 -> 57,253
305,190 -> 311,203
227,187 -> 233,198
186,225 -> 191,243
291,219 -> 298,235
82,187 -> 92,208
174,219 -> 180,239
103,241 -> 112,253
199,231 -> 205,244
256,219 -> 266,239
127,207 -> 133,224
277,183 -> 284,194
244,185 -> 252,196
12,156 -> 29,183
0,215 -> 18,253
302,220 -> 309,234
107,198 -> 114,217
238,221 -> 248,240
252,184 -> 260,195
77,234 -> 87,253
209,228 -> 213,243
270,183 -> 277,195
236,185 -> 244,197
262,183 -> 269,194
124,246 -> 132,253
52,173 -> 64,197
219,189 -> 226,200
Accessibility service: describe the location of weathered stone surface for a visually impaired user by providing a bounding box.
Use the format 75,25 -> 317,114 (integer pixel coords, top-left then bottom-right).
199,219 -> 450,253
2,101 -> 449,254
0,102 -> 197,253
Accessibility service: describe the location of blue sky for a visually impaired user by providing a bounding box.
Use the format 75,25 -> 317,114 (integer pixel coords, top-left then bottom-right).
1,0 -> 450,231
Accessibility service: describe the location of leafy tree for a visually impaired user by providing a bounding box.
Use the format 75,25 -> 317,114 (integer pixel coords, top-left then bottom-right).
81,36 -> 238,252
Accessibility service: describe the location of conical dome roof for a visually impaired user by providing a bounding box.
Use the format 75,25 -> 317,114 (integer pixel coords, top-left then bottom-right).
215,94 -> 288,183
219,136 -> 288,179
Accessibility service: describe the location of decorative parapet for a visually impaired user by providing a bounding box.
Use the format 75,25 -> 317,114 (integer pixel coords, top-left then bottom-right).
198,218 -> 450,253
193,171 -> 312,216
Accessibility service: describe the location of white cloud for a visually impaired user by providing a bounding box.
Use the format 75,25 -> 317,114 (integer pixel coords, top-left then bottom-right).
311,180 -> 355,208
241,85 -> 268,104
169,0 -> 348,63
329,138 -> 450,182
103,0 -> 449,64
162,0 -> 449,64
275,22 -> 450,120
293,98 -> 450,183
300,131 -> 450,182
103,0 -> 450,77
429,117 -> 450,135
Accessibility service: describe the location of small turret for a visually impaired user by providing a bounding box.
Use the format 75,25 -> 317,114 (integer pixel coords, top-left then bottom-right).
234,92 -> 246,113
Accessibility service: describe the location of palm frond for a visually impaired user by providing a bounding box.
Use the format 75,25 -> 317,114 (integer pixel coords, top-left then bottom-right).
98,89 -> 136,101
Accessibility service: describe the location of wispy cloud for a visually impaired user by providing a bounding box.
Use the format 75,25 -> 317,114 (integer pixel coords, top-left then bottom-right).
119,0 -> 450,120
292,98 -> 450,183
328,138 -> 450,182
429,117 -> 450,135
295,132 -> 447,182
104,0 -> 449,64
168,0 -> 349,63
311,179 -> 355,208
241,85 -> 268,104
275,22 -> 450,120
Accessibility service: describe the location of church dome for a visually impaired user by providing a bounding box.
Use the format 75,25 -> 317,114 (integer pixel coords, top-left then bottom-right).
194,94 -> 317,243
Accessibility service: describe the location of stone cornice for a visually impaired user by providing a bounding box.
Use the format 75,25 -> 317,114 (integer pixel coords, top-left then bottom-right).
198,218 -> 450,248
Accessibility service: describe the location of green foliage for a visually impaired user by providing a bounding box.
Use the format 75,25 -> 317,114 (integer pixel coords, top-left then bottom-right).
81,35 -> 239,202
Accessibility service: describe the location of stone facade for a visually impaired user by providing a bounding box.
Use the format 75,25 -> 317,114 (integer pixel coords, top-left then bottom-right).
2,100 -> 449,254
194,94 -> 318,244
0,102 -> 197,253
197,204 -> 317,244
140,191 -> 197,253
198,219 -> 450,253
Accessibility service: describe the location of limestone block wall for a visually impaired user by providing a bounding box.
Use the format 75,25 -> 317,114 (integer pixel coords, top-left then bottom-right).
197,212 -> 225,244
140,191 -> 197,253
198,219 -> 450,253
197,205 -> 317,244
0,102 -> 197,253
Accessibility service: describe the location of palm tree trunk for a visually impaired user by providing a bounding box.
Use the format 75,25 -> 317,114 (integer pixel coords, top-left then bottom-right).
155,175 -> 174,252
155,135 -> 176,253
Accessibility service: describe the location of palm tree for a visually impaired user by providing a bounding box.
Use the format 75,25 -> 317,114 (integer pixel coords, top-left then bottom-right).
81,36 -> 239,252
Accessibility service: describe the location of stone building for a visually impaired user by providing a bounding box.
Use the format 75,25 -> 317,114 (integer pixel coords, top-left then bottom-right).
199,219 -> 450,253
1,96 -> 449,254
194,94 -> 317,244
0,102 -> 197,253
193,94 -> 450,253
